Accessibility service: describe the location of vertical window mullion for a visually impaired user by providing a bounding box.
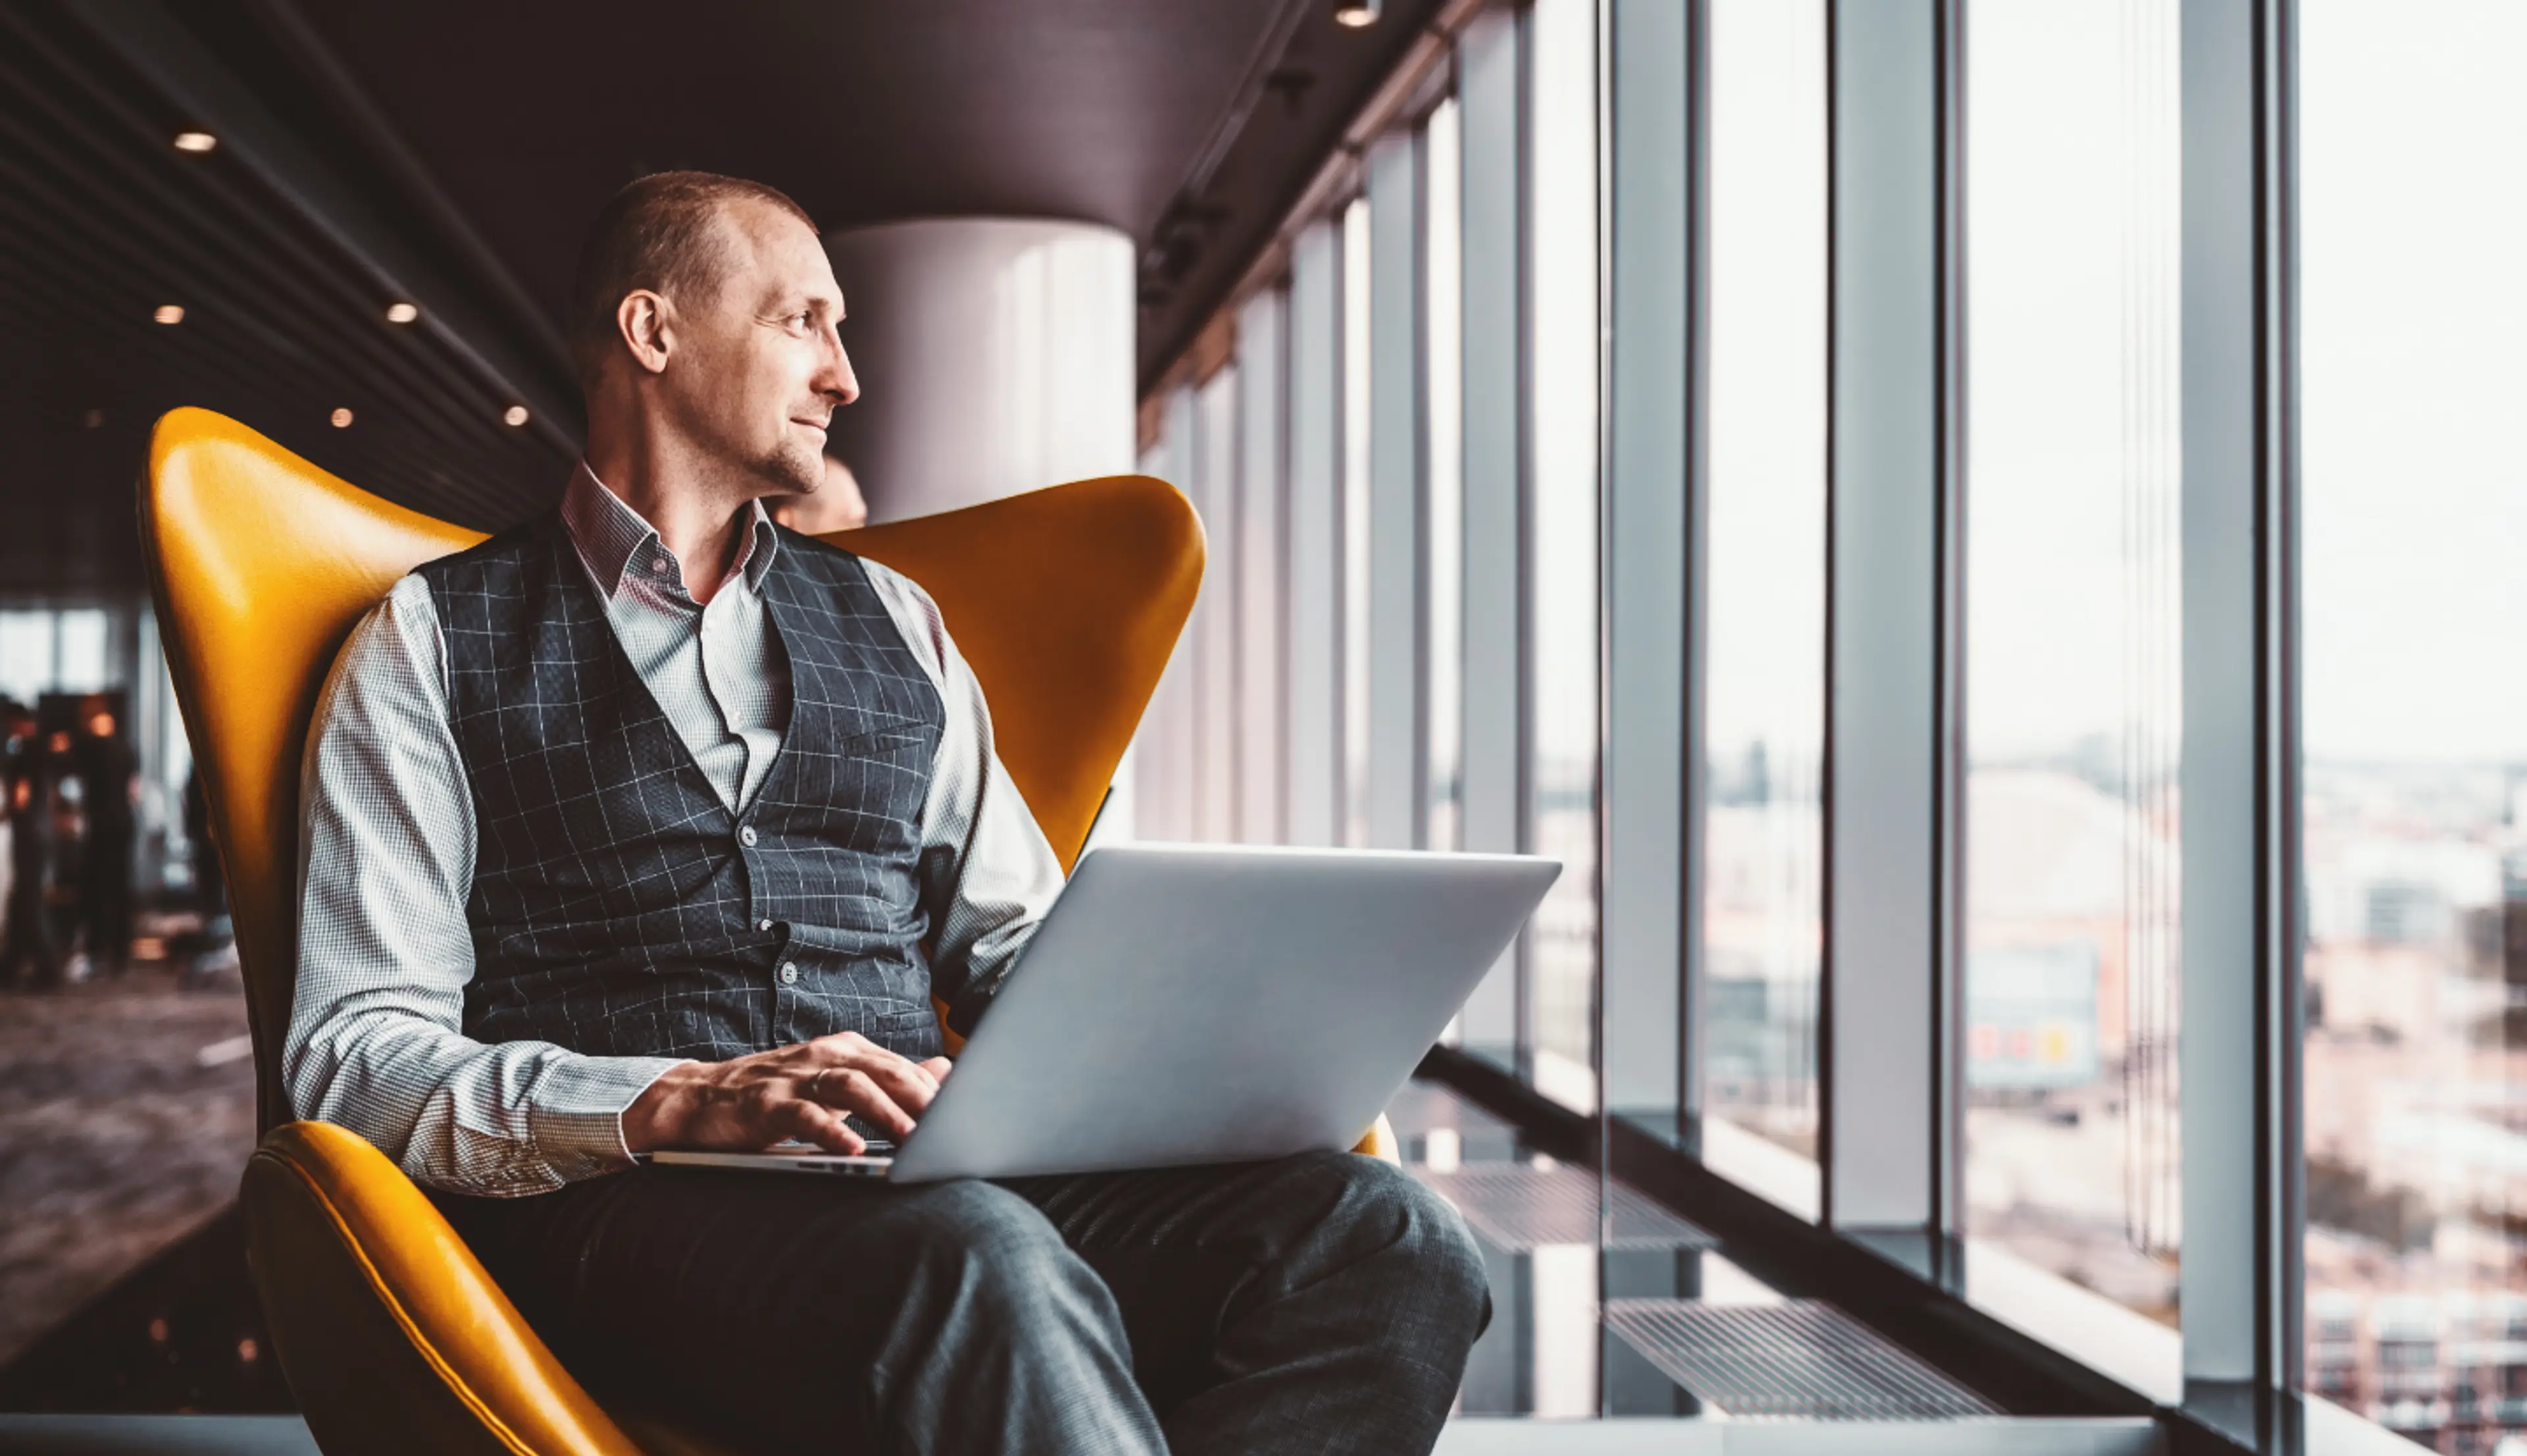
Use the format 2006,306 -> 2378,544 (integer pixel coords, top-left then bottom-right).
1456,5 -> 1530,1059
1602,0 -> 1698,1133
1821,0 -> 1962,1233
2178,0 -> 2301,1398
1367,128 -> 1427,853
1285,221 -> 1346,849
1237,289 -> 1290,846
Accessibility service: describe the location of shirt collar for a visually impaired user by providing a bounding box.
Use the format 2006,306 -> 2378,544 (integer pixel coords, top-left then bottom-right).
559,461 -> 780,601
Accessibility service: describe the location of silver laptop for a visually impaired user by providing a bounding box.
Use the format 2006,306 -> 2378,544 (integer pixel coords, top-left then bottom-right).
648,843 -> 1558,1183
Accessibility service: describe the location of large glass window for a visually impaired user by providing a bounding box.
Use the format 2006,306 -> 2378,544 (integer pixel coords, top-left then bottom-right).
1425,99 -> 1464,855
2301,1 -> 2527,1442
1962,0 -> 2182,1324
1525,0 -> 1600,1109
1699,0 -> 1827,1207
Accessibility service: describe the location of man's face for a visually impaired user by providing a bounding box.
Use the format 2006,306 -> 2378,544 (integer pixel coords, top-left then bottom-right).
659,201 -> 859,498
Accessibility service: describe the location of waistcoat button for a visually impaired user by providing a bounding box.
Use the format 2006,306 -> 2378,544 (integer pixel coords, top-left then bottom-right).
779,962 -> 800,986
738,824 -> 758,847
757,918 -> 775,932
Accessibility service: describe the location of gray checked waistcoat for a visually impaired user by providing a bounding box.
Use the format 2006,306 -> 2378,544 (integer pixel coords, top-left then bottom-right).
416,513 -> 948,1063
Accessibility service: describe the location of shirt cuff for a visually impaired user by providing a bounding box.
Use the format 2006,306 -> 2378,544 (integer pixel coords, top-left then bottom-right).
525,1055 -> 688,1183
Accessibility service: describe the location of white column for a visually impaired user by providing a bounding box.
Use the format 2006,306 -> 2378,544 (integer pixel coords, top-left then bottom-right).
1602,0 -> 1700,1124
825,219 -> 1136,521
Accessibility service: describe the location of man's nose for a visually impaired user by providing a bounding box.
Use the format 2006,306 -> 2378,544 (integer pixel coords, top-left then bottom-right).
820,334 -> 860,407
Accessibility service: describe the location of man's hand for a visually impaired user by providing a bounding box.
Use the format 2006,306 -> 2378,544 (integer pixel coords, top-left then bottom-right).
623,1031 -> 954,1155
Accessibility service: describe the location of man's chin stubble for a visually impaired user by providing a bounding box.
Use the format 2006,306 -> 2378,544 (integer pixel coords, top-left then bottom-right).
755,446 -> 823,498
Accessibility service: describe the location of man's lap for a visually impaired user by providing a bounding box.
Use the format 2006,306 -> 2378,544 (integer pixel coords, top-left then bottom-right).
435,1149 -> 1465,1424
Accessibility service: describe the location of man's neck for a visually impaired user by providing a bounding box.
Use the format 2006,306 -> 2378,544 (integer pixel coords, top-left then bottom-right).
585,432 -> 755,604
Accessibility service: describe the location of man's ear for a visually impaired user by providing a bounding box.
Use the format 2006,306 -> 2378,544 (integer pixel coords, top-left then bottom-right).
617,290 -> 673,376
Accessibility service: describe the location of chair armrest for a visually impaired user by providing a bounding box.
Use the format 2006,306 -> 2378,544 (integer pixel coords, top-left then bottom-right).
1353,1113 -> 1401,1164
243,1122 -> 646,1456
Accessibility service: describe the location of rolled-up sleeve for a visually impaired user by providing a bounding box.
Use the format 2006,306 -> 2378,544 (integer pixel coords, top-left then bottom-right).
861,563 -> 1067,1033
286,573 -> 685,1196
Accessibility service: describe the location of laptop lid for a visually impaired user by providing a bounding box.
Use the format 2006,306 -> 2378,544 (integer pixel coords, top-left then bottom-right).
887,843 -> 1559,1183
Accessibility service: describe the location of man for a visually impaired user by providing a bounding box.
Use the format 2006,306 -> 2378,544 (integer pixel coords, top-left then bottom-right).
72,706 -> 139,978
288,171 -> 1486,1456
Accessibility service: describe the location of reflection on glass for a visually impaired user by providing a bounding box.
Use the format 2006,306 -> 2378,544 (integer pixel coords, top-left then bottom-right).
1700,0 -> 1825,1202
1342,196 -> 1373,849
1425,99 -> 1464,854
1962,0 -> 2181,1325
2302,2 -> 2527,1443
1525,0 -> 1598,1109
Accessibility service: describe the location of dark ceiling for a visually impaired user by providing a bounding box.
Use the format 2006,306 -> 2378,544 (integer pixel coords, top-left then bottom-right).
0,0 -> 1439,592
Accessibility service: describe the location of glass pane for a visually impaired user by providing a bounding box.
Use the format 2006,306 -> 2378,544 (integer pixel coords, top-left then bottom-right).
1700,0 -> 1826,1210
1425,99 -> 1465,854
1526,0 -> 1600,1109
2301,1 -> 2527,1440
1342,195 -> 1373,849
1962,0 -> 2182,1324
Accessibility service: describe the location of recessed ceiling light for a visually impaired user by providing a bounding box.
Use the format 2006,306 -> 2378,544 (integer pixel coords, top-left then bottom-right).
384,301 -> 419,324
172,130 -> 217,154
501,405 -> 530,427
153,305 -> 185,324
1333,0 -> 1378,27
82,409 -> 105,429
330,407 -> 353,428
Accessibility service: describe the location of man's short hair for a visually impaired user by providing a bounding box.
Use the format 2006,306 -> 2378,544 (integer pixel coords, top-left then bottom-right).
567,170 -> 818,382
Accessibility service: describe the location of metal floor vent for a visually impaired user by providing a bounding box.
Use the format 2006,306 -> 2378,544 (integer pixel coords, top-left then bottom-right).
1602,1299 -> 2001,1420
1410,1164 -> 1718,1251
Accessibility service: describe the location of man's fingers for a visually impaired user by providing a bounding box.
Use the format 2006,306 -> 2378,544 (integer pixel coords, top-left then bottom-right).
803,1066 -> 917,1138
919,1056 -> 953,1083
855,1057 -> 942,1115
776,1097 -> 865,1155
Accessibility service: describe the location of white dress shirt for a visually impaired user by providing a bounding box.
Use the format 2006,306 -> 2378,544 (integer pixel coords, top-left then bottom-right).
286,464 -> 1065,1197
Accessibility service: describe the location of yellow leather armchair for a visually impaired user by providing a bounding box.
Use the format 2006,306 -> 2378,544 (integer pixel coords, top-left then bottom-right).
141,408 -> 1395,1455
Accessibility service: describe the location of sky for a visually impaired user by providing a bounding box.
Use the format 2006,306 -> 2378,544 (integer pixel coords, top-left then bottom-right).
2297,0 -> 2527,763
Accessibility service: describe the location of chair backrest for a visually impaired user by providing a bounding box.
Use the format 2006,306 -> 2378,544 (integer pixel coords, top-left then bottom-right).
141,407 -> 1200,1132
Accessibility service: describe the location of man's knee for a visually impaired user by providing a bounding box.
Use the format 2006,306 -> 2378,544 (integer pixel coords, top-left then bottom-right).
894,1181 -> 1110,1326
1310,1154 -> 1492,1330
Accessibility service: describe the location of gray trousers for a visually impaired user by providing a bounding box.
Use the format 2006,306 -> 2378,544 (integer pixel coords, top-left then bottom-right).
442,1149 -> 1491,1455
